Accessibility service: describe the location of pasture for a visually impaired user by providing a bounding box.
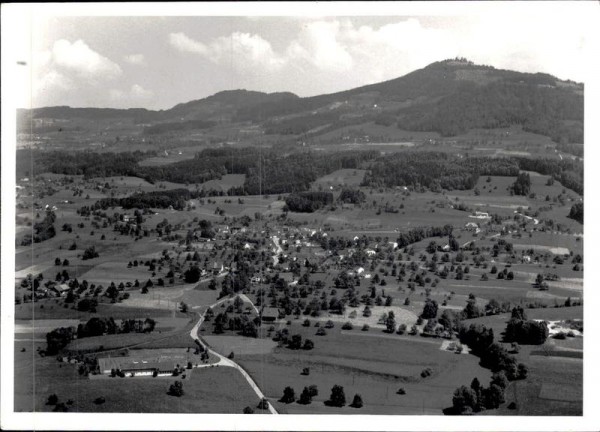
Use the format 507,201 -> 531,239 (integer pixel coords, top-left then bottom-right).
237,324 -> 492,414
14,339 -> 258,413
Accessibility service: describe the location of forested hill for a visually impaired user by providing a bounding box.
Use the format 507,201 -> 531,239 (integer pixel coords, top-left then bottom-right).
18,59 -> 583,144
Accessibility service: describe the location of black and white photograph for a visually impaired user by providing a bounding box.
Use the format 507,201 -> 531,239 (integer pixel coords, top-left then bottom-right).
1,2 -> 599,430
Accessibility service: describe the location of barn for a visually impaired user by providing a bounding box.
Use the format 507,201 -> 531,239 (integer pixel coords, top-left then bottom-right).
98,357 -> 177,377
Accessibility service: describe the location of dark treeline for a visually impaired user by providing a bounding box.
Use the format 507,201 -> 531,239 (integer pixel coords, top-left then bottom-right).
45,317 -> 157,354
20,210 -> 56,246
140,148 -> 378,194
76,317 -> 156,339
285,192 -> 334,213
338,188 -> 366,204
242,150 -> 379,195
85,188 -> 197,211
514,157 -> 583,195
16,150 -> 152,179
24,147 -> 378,206
18,148 -> 582,197
362,152 -> 583,196
396,225 -> 454,249
460,157 -> 520,177
362,152 -> 484,191
140,147 -> 261,184
396,81 -> 583,144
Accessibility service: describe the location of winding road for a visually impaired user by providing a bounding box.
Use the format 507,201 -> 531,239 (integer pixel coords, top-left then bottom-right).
189,295 -> 278,414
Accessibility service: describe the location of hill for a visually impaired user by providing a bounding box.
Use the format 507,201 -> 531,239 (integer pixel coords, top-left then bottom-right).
17,58 -> 583,144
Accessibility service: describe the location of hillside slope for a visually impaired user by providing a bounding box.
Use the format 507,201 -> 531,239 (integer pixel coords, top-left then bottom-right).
18,59 -> 583,144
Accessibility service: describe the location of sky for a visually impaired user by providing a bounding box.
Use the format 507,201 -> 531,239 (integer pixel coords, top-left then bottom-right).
11,4 -> 595,110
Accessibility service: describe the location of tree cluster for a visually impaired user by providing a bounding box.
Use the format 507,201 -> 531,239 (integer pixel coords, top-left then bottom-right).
504,318 -> 549,345
285,192 -> 333,213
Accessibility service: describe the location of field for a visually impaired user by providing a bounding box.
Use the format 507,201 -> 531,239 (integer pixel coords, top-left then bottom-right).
203,335 -> 277,355
15,301 -> 188,321
311,169 -> 366,190
237,324 -> 492,414
14,341 -> 259,413
485,354 -> 582,416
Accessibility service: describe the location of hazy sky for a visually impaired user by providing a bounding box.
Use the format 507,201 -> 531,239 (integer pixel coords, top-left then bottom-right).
16,6 -> 593,110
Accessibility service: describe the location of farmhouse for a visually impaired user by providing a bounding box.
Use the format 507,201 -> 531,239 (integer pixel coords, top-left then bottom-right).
212,262 -> 224,275
261,307 -> 281,322
278,272 -> 296,284
56,283 -> 71,296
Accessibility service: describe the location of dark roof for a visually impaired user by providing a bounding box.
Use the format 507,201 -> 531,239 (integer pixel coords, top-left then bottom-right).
261,307 -> 280,319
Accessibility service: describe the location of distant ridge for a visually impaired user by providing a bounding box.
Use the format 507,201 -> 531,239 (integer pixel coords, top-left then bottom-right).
18,58 -> 583,144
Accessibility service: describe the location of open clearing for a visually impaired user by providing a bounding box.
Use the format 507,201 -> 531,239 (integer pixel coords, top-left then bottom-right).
202,335 -> 276,356
311,169 -> 366,189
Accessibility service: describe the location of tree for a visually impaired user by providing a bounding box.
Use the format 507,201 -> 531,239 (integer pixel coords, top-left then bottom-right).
184,266 -> 201,283
77,298 -> 98,312
490,371 -> 509,390
396,323 -> 407,335
504,319 -> 548,345
243,406 -> 255,414
208,278 -> 217,290
168,380 -> 184,397
568,202 -> 583,224
470,377 -> 481,393
452,385 -> 477,413
82,246 -> 99,260
288,334 -> 303,350
517,363 -> 529,379
257,398 -> 270,410
483,384 -> 505,409
303,339 -> 315,350
298,387 -> 313,404
421,299 -> 438,319
350,394 -> 363,408
53,402 -> 68,412
385,311 -> 396,333
462,300 -> 482,319
180,302 -> 188,313
47,394 -> 59,405
327,385 -> 346,407
280,386 -> 296,404
341,322 -> 353,330
511,172 -> 531,196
